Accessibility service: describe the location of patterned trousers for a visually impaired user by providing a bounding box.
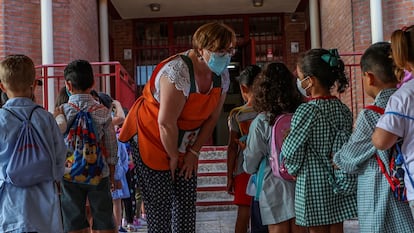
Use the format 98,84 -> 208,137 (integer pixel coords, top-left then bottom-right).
136,154 -> 197,233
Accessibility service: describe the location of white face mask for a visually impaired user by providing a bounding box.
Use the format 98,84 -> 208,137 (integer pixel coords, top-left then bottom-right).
296,77 -> 310,97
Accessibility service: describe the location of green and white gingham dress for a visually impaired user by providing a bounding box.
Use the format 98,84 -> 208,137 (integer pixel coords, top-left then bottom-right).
334,89 -> 414,233
281,98 -> 357,226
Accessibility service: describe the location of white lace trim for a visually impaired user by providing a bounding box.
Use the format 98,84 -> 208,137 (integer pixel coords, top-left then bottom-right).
153,56 -> 230,102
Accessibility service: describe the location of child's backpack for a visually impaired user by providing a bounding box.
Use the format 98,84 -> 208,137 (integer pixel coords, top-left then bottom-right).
365,105 -> 408,201
2,106 -> 55,187
64,103 -> 106,185
269,113 -> 295,181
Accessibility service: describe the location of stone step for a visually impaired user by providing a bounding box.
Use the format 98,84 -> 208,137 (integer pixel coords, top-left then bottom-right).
197,175 -> 227,186
196,146 -> 233,211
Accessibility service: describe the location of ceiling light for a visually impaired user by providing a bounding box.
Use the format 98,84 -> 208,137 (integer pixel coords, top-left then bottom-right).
252,0 -> 263,7
149,3 -> 160,12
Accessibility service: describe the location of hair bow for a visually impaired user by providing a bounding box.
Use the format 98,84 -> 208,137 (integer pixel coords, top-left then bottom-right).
321,49 -> 340,67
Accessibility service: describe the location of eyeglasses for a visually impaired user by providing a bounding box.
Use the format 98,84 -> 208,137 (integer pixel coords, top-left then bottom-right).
207,47 -> 236,57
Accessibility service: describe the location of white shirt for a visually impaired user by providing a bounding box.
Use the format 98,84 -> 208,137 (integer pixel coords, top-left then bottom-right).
152,54 -> 230,102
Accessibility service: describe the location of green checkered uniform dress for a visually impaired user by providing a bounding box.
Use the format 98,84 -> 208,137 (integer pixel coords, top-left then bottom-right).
334,88 -> 414,233
282,98 -> 357,226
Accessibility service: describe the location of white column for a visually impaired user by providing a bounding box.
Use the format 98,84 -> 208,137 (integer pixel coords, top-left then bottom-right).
99,0 -> 110,94
370,0 -> 383,43
309,0 -> 321,48
41,0 -> 55,111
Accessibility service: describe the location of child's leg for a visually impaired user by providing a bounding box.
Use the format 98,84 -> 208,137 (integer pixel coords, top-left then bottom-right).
235,205 -> 250,233
122,169 -> 134,224
113,198 -> 122,227
250,199 -> 269,233
135,187 -> 142,219
87,177 -> 115,232
233,173 -> 252,233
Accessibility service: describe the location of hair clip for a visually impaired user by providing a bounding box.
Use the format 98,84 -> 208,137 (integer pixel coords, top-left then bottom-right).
321,49 -> 340,67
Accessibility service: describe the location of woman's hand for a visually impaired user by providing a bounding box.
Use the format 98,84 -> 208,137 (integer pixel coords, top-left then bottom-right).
179,152 -> 198,180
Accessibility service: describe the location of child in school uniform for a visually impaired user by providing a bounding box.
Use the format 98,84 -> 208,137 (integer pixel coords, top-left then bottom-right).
281,48 -> 357,233
372,25 -> 414,218
334,42 -> 414,232
227,65 -> 261,233
243,62 -> 305,233
0,54 -> 66,232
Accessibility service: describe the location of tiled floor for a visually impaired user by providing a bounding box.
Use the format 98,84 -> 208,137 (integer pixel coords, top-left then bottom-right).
128,210 -> 360,233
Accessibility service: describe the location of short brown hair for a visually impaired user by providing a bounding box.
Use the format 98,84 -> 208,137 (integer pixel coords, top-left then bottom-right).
192,22 -> 236,52
391,25 -> 414,70
0,54 -> 35,92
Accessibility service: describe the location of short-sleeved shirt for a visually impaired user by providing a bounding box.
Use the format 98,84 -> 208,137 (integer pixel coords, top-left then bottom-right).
153,51 -> 230,102
376,79 -> 414,200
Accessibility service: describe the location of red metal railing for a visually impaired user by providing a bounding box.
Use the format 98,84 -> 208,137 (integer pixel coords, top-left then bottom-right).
339,53 -> 367,120
34,61 -> 136,111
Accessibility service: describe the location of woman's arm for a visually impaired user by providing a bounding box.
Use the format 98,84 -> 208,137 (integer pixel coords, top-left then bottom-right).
372,127 -> 399,150
179,93 -> 227,179
158,75 -> 186,178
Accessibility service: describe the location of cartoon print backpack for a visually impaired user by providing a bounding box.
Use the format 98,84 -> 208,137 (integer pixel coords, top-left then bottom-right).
269,113 -> 295,181
365,105 -> 408,201
64,103 -> 106,185
2,106 -> 55,187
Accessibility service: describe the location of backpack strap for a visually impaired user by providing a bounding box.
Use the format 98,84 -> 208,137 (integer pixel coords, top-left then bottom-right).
179,55 -> 197,94
364,105 -> 384,114
365,105 -> 404,191
2,105 -> 42,122
375,154 -> 396,190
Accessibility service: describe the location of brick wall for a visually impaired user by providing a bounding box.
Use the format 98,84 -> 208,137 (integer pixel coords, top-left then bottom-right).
319,0 -> 414,118
284,12 -> 308,71
110,18 -> 134,77
0,0 -> 100,104
0,0 -> 99,65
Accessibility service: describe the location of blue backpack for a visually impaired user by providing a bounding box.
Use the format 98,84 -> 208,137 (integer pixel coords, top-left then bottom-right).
2,106 -> 55,187
64,103 -> 106,185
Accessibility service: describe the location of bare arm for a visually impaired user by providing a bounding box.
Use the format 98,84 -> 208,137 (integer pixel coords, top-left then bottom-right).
158,75 -> 186,177
226,130 -> 239,194
372,127 -> 399,150
179,93 -> 227,179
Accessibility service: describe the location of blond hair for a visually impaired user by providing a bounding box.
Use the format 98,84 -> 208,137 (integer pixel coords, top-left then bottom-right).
391,25 -> 414,71
0,54 -> 35,92
192,22 -> 236,52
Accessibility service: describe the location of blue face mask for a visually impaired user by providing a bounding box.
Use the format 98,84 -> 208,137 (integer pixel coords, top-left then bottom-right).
296,77 -> 310,97
205,52 -> 231,76
66,87 -> 72,97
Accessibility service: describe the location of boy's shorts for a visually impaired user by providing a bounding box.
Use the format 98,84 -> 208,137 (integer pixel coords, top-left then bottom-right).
61,177 -> 115,231
233,172 -> 252,206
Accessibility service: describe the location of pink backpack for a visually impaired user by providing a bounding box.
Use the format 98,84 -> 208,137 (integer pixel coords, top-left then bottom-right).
269,113 -> 295,181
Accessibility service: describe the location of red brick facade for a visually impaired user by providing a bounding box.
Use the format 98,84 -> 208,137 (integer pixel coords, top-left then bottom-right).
319,0 -> 414,116
0,0 -> 99,66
